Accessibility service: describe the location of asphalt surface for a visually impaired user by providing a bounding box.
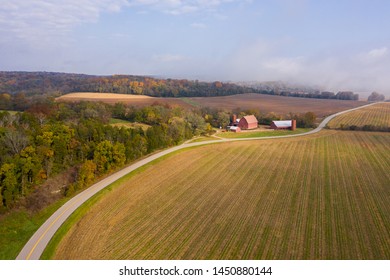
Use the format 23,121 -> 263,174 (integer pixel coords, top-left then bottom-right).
16,102 -> 379,260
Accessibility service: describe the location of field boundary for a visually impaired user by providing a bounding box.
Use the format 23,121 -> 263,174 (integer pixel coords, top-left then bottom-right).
16,102 -> 381,260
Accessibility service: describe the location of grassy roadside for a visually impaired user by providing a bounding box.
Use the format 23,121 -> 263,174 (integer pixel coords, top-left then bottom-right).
0,197 -> 70,259
40,146 -> 199,259
216,128 -> 312,139
187,136 -> 220,143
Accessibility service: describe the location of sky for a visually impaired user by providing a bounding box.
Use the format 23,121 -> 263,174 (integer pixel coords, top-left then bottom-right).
1,0 -> 390,94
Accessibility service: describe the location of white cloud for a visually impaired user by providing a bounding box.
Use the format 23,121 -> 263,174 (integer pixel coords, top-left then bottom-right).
368,47 -> 388,58
190,22 -> 207,28
153,54 -> 187,62
225,39 -> 390,94
0,0 -> 129,47
363,47 -> 388,61
263,56 -> 304,74
128,0 -> 237,15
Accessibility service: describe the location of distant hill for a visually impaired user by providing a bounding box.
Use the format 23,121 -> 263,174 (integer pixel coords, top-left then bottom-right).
0,71 -> 253,98
237,80 -> 359,101
0,72 -> 362,112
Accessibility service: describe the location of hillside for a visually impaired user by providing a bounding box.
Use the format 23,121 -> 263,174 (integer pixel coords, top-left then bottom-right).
50,130 -> 390,259
0,71 -> 253,98
327,102 -> 390,131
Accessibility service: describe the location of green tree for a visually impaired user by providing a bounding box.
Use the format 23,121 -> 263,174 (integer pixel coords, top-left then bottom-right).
0,163 -> 18,208
186,112 -> 207,135
18,146 -> 41,196
217,111 -> 231,128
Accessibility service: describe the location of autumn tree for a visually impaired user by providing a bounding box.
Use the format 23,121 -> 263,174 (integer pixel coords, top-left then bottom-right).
76,160 -> 97,189
93,140 -> 126,174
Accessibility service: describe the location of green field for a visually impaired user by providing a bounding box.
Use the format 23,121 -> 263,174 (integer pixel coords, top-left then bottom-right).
217,128 -> 311,139
50,130 -> 390,259
327,102 -> 390,129
109,118 -> 150,130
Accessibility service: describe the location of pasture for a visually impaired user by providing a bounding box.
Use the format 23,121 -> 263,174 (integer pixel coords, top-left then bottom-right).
327,102 -> 390,129
109,118 -> 150,130
50,130 -> 390,260
216,128 -> 311,139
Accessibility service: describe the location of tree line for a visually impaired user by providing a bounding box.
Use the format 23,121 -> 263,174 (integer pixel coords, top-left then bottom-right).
0,71 -> 254,101
256,89 -> 360,101
3,71 -> 382,105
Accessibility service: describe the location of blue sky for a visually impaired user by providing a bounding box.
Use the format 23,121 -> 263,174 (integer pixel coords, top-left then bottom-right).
1,0 -> 390,93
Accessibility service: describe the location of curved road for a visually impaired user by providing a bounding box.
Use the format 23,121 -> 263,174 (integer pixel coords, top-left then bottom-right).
16,102 -> 379,260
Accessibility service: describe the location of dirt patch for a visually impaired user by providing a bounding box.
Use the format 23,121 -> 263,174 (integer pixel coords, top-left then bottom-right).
23,167 -> 77,213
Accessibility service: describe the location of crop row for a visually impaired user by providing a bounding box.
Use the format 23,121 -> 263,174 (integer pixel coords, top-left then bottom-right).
328,103 -> 390,129
52,130 -> 390,259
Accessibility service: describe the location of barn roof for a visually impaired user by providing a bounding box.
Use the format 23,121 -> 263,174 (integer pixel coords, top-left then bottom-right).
242,115 -> 258,124
272,120 -> 292,127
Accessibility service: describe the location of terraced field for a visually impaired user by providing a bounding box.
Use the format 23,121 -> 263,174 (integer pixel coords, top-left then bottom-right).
51,130 -> 390,259
327,102 -> 390,129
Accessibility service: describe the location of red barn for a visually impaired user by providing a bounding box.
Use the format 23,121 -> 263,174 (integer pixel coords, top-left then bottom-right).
238,115 -> 258,130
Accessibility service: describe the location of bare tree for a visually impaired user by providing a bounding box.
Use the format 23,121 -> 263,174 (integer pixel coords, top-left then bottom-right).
2,129 -> 29,155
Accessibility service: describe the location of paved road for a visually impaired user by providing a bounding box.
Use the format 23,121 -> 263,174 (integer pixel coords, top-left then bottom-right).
16,102 -> 379,260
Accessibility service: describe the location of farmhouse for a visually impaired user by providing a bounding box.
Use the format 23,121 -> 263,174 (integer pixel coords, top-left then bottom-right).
270,120 -> 297,130
237,115 -> 258,130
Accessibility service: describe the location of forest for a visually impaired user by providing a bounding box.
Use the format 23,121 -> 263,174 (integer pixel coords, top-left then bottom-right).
0,101 -> 198,212
0,71 -> 254,100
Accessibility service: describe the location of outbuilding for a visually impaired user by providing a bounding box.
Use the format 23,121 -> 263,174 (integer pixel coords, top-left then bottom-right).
228,126 -> 241,133
270,120 -> 297,130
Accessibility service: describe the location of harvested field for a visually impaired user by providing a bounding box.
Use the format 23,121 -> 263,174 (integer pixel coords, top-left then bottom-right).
327,102 -> 390,129
52,130 -> 390,260
56,92 -> 367,117
56,92 -> 192,108
189,93 -> 368,117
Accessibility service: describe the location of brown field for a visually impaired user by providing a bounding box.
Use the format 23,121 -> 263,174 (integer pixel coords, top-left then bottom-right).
189,93 -> 368,117
56,92 -> 192,108
57,92 -> 367,117
52,130 -> 390,260
328,102 -> 390,128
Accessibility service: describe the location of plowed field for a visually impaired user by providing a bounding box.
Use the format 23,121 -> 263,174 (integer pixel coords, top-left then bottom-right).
188,93 -> 367,117
52,130 -> 390,259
